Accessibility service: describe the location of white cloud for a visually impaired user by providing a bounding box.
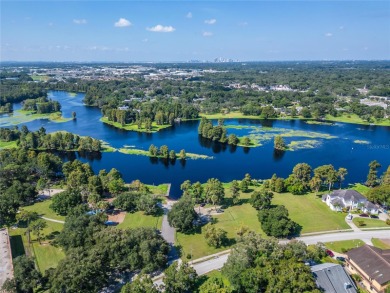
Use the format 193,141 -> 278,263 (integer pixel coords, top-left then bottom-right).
186,12 -> 192,19
203,31 -> 213,37
73,19 -> 87,25
147,24 -> 175,33
204,19 -> 216,25
325,32 -> 333,37
114,18 -> 132,27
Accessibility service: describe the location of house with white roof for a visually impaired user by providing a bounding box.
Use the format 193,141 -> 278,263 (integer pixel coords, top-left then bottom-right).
324,190 -> 378,215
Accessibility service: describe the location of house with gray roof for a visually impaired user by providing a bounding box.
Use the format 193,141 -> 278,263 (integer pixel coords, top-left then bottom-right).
325,190 -> 378,214
346,245 -> 390,293
311,263 -> 357,293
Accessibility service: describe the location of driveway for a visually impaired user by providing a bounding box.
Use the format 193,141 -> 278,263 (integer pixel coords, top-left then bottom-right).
0,229 -> 13,289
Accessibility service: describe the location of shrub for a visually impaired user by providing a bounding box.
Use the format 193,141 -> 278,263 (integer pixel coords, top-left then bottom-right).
386,219 -> 390,226
357,220 -> 365,227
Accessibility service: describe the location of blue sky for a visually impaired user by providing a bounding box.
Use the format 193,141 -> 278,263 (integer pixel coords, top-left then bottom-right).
1,1 -> 389,61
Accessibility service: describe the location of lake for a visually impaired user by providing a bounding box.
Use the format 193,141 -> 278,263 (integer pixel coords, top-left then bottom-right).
3,91 -> 390,198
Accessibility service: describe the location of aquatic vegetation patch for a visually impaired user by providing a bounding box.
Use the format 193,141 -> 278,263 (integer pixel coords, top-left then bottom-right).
353,140 -> 371,145
287,140 -> 322,151
0,110 -> 71,126
225,125 -> 337,147
101,140 -> 117,152
304,120 -> 335,126
118,148 -> 213,160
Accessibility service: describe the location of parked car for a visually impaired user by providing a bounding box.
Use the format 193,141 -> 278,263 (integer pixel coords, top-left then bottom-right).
370,215 -> 378,219
336,256 -> 346,262
359,213 -> 369,217
325,249 -> 334,257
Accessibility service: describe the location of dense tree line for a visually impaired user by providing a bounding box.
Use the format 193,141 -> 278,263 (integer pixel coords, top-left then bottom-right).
222,232 -> 323,292
22,96 -> 61,114
0,148 -> 62,226
0,126 -> 102,152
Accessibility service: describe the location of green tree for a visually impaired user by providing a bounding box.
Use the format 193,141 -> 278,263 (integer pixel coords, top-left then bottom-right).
199,276 -> 231,293
30,219 -> 47,244
121,275 -> 158,293
274,135 -> 286,150
382,165 -> 390,185
314,164 -> 338,191
204,178 -> 225,208
230,180 -> 240,205
159,145 -> 169,158
204,225 -> 228,248
137,193 -> 159,215
228,134 -> 239,145
337,167 -> 348,189
149,144 -> 158,157
292,163 -> 312,189
168,195 -> 198,233
258,205 -> 299,238
309,175 -> 322,195
241,136 -> 250,146
239,179 -> 249,192
108,178 -> 125,196
16,210 -> 38,244
50,190 -> 82,216
251,189 -> 273,210
2,256 -> 41,293
163,262 -> 198,293
169,150 -> 176,160
366,160 -> 381,187
179,149 -> 186,160
366,185 -> 390,206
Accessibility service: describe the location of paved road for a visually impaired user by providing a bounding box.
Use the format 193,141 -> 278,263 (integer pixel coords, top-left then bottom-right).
154,229 -> 390,287
0,229 -> 13,289
160,201 -> 179,263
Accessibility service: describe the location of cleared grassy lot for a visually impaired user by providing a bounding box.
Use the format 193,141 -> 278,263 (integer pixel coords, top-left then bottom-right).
272,192 -> 350,233
353,217 -> 390,228
100,117 -> 171,133
325,239 -> 365,253
8,220 -> 65,273
371,238 -> 390,249
117,211 -> 163,230
22,200 -> 65,221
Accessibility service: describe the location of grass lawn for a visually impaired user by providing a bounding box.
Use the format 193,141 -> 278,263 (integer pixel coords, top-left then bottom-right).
371,238 -> 390,249
100,117 -> 171,133
353,217 -> 390,228
146,183 -> 169,195
8,220 -> 65,273
348,183 -> 370,196
117,211 -> 163,230
33,242 -> 65,272
272,192 -> 350,233
22,200 -> 65,221
325,113 -> 390,127
118,147 -> 212,160
0,140 -> 17,149
177,199 -> 265,260
325,239 -> 365,253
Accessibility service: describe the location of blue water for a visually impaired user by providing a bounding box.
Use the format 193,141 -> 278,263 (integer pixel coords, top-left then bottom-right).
6,91 -> 390,198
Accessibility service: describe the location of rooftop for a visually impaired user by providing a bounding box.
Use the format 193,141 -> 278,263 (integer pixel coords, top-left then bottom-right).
311,263 -> 357,293
346,245 -> 390,285
329,190 -> 367,203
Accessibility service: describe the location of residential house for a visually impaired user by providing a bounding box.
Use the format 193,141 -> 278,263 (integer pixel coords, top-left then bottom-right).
324,190 -> 379,214
311,263 -> 357,293
346,245 -> 390,293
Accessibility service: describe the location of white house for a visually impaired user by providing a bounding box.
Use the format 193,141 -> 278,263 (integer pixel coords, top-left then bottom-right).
324,190 -> 379,215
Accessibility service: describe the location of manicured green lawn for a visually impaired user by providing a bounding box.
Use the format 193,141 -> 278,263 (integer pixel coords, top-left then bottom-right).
353,217 -> 390,228
33,242 -> 65,272
177,201 -> 265,260
371,238 -> 390,249
325,239 -> 365,253
348,183 -> 370,196
8,220 -> 65,273
272,192 -> 350,233
146,183 -> 169,195
22,200 -> 65,221
0,140 -> 17,149
325,113 -> 390,127
117,211 -> 163,230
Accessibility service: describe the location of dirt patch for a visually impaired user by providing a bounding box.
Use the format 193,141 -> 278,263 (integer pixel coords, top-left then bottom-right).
108,211 -> 126,224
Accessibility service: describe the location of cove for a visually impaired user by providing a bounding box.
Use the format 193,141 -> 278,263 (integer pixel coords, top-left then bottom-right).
4,91 -> 390,198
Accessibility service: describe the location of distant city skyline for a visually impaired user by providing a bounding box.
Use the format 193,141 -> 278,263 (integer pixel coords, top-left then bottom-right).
1,1 -> 389,62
